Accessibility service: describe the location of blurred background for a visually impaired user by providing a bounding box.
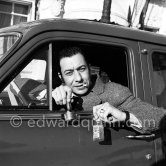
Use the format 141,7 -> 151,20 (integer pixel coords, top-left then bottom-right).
1,0 -> 166,34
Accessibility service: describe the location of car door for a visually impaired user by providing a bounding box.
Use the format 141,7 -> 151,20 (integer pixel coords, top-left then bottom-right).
0,31 -> 156,166
139,41 -> 166,165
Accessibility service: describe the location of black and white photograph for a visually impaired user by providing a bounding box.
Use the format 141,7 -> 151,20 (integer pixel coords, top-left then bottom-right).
1,0 -> 166,166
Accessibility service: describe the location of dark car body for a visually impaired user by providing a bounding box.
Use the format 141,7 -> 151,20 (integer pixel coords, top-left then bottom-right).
0,18 -> 166,166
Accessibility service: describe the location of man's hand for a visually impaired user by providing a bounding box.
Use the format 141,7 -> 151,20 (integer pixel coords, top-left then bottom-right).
93,102 -> 126,124
52,85 -> 73,109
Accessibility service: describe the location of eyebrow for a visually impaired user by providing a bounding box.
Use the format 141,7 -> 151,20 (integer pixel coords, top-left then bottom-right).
64,65 -> 86,73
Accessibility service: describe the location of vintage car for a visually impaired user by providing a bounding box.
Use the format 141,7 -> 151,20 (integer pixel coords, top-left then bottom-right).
0,18 -> 166,166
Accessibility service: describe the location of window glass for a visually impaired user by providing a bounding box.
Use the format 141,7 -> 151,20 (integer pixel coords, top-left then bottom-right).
0,13 -> 11,28
0,33 -> 21,62
152,52 -> 166,109
14,4 -> 29,15
0,45 -> 49,107
0,1 -> 30,28
0,1 -> 12,13
13,15 -> 27,25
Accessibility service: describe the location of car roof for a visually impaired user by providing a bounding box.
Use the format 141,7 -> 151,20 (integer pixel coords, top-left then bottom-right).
0,18 -> 166,46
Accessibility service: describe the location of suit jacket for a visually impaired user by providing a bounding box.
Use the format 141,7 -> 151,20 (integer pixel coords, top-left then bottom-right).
78,76 -> 166,133
28,75 -> 166,133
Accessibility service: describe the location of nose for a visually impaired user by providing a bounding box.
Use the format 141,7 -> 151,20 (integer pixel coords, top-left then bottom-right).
74,71 -> 82,82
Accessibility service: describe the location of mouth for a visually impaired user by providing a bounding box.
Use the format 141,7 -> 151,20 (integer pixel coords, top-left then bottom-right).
75,83 -> 88,89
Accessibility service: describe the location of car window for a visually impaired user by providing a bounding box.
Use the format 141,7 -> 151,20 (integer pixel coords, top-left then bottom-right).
52,41 -> 129,90
51,41 -> 130,112
0,44 -> 48,107
0,41 -> 130,111
0,32 -> 21,63
152,52 -> 166,109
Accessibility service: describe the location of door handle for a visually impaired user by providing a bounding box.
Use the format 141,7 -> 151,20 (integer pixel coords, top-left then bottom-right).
125,134 -> 155,140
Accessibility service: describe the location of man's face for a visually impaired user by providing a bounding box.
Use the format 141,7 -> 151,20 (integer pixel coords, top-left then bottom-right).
59,53 -> 91,95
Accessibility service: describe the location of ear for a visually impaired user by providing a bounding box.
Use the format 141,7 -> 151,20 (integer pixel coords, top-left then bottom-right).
58,72 -> 65,84
58,72 -> 62,80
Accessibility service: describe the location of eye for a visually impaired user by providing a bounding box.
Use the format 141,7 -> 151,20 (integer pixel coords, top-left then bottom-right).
65,71 -> 73,76
79,66 -> 86,72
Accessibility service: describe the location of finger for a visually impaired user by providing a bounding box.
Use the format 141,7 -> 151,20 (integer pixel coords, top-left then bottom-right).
93,106 -> 98,120
54,88 -> 63,105
70,93 -> 76,103
52,89 -> 59,105
93,105 -> 101,121
66,102 -> 71,110
65,87 -> 72,110
107,118 -> 118,124
107,114 -> 113,121
100,107 -> 112,122
96,107 -> 105,121
93,104 -> 103,116
71,98 -> 74,103
106,113 -> 119,124
65,86 -> 72,104
59,85 -> 67,105
96,104 -> 107,119
94,104 -> 104,113
57,89 -> 63,105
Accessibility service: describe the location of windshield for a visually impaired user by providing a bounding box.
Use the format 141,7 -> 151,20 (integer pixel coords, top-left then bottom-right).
0,32 -> 21,63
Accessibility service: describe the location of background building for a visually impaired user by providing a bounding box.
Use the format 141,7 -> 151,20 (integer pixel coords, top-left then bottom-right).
1,0 -> 166,35
0,0 -> 36,28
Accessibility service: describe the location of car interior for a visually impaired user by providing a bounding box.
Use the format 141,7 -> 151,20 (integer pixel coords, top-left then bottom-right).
0,41 -> 129,109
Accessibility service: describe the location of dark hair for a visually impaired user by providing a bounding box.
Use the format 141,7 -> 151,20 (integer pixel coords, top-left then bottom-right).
57,46 -> 87,72
59,46 -> 84,60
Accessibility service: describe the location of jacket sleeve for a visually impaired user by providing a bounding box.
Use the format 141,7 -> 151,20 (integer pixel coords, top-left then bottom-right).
104,82 -> 166,133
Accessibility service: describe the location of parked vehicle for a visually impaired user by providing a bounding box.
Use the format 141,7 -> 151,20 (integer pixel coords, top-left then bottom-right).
0,18 -> 166,166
